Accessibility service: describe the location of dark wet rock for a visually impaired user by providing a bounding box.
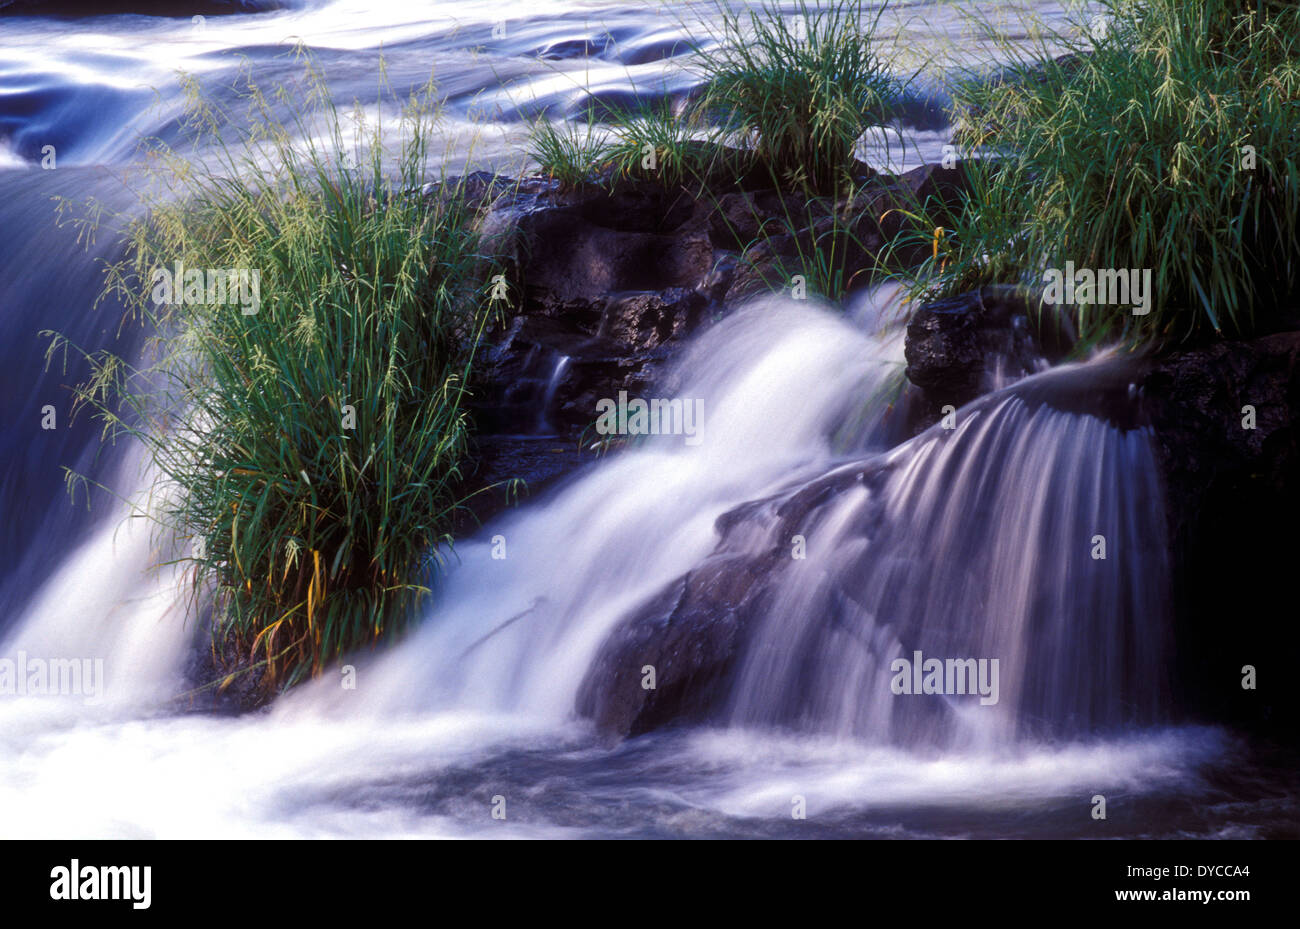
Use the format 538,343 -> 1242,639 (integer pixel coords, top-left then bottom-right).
904,284 -> 1076,425
1141,331 -> 1300,732
1145,332 -> 1300,527
572,449 -> 892,739
573,462 -> 875,738
459,159 -> 977,442
889,162 -> 974,216
601,288 -> 709,351
464,175 -> 715,436
707,190 -> 787,250
517,203 -> 712,302
575,555 -> 768,737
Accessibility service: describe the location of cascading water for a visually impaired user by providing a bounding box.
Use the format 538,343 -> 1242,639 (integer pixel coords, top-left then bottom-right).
0,169 -> 142,629
0,0 -> 1287,840
534,353 -> 571,434
261,291 -> 1229,837
0,282 -> 1252,839
310,292 -> 911,720
720,360 -> 1172,748
335,289 -> 1168,751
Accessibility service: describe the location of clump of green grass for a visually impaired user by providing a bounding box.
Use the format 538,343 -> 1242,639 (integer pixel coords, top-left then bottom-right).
48,55 -> 499,688
526,115 -> 612,187
604,96 -> 722,188
924,0 -> 1300,345
692,0 -> 901,195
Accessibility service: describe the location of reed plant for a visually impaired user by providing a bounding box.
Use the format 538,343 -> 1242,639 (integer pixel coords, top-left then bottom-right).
691,0 -> 900,195
47,55 -> 499,688
526,114 -> 613,188
917,0 -> 1300,345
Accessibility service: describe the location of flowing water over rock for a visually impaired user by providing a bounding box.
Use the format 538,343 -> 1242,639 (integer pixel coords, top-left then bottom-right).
717,358 -> 1171,743
1,0 -> 1296,839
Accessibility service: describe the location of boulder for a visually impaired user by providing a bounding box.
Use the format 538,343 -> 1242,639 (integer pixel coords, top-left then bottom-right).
904,284 -> 1075,424
574,556 -> 766,737
1141,331 -> 1300,731
461,161 -> 986,441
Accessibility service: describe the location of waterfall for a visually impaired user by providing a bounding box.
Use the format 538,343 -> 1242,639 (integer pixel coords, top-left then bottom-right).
0,459 -> 195,712
534,353 -> 571,434
721,360 -> 1171,747
295,289 -> 1171,756
0,0 -> 1268,840
0,169 -> 142,632
312,293 -> 910,720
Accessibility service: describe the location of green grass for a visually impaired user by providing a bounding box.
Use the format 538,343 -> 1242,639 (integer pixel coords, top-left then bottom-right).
604,96 -> 724,188
691,0 -> 901,195
526,114 -> 613,188
526,0 -> 905,197
918,0 -> 1300,345
47,55 -> 500,688
528,96 -> 728,191
664,0 -> 913,301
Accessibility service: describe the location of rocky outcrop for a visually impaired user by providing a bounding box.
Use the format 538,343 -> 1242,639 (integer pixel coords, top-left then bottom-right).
573,557 -> 762,737
1141,331 -> 1300,731
903,285 -> 1076,424
460,158 -> 977,438
467,175 -> 709,436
